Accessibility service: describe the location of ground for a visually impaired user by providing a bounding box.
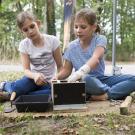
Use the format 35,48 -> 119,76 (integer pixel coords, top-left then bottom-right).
1,100 -> 127,118
0,65 -> 135,134
0,100 -> 135,134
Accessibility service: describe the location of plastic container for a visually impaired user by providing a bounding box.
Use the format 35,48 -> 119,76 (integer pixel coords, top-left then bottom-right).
13,94 -> 52,112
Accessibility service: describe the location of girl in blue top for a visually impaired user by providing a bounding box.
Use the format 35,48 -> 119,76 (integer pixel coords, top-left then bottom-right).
56,8 -> 135,100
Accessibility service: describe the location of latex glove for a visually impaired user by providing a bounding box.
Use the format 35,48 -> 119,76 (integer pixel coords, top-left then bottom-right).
68,64 -> 91,82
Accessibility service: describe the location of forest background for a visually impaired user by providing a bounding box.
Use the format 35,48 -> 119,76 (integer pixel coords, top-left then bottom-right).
0,0 -> 135,63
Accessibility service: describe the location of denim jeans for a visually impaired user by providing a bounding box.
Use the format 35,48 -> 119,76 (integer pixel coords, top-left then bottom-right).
82,74 -> 135,100
3,76 -> 51,97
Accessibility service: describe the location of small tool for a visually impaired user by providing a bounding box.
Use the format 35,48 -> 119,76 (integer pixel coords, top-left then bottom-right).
4,92 -> 16,113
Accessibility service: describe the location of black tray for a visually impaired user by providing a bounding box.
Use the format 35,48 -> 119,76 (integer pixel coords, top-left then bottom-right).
13,94 -> 52,112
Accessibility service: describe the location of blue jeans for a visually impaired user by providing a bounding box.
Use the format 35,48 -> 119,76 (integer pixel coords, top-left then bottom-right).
82,74 -> 135,100
3,76 -> 51,97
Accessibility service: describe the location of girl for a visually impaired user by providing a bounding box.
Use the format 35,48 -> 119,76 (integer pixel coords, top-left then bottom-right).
0,11 -> 63,100
56,8 -> 135,100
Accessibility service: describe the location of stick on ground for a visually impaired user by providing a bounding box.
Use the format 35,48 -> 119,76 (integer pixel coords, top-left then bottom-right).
120,92 -> 135,115
120,96 -> 132,115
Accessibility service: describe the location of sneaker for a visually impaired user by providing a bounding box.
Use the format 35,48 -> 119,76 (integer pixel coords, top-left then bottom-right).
0,91 -> 10,102
0,81 -> 6,91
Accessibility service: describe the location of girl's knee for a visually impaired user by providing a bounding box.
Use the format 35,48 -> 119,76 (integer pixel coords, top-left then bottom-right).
82,75 -> 96,84
13,77 -> 37,96
82,75 -> 108,95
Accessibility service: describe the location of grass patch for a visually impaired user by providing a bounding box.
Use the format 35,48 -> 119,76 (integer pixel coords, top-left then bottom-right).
0,113 -> 135,135
0,71 -> 23,82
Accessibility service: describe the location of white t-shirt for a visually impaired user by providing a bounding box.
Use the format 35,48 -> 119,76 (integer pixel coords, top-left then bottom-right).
18,34 -> 60,81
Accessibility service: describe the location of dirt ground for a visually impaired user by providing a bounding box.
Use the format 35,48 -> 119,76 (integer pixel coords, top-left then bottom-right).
1,100 -> 135,135
2,100 -> 135,118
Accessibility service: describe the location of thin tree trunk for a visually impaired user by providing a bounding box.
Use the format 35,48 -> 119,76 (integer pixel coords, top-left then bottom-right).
46,0 -> 56,35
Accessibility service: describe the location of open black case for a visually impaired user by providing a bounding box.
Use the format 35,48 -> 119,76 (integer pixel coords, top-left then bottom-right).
52,81 -> 87,111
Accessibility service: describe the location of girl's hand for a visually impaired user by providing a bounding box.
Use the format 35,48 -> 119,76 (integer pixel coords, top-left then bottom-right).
68,64 -> 91,82
51,76 -> 58,82
33,73 -> 47,86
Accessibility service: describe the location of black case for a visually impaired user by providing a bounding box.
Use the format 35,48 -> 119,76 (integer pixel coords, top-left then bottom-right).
13,94 -> 52,112
52,82 -> 86,105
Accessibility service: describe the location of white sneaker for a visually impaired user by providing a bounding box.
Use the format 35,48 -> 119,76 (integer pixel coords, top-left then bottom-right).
0,81 -> 6,91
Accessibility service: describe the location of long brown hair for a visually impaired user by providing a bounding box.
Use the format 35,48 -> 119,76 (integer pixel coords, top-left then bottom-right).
75,8 -> 100,33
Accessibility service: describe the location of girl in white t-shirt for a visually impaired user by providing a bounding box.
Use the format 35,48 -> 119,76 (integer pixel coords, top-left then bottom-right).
0,11 -> 63,101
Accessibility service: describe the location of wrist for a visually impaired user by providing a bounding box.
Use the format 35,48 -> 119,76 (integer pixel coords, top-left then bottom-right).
79,64 -> 91,75
67,64 -> 91,82
68,72 -> 81,82
33,73 -> 38,81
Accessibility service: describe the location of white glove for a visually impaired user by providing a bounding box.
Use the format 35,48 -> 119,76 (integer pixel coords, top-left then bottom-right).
68,64 -> 91,82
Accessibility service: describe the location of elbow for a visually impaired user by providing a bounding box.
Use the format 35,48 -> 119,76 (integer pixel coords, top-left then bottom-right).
57,64 -> 63,72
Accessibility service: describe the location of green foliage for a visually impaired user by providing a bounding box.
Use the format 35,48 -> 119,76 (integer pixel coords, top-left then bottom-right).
0,0 -> 135,61
0,1 -> 20,61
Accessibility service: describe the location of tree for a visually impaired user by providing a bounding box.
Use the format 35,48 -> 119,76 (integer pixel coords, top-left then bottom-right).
46,0 -> 56,35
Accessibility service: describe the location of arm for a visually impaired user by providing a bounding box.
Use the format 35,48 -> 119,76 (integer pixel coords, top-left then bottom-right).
86,46 -> 105,69
20,52 -> 32,78
20,53 -> 46,85
56,60 -> 73,80
68,46 -> 105,82
53,47 -> 63,72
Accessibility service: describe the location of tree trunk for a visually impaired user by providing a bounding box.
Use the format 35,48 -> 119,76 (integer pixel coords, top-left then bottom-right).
46,0 -> 56,35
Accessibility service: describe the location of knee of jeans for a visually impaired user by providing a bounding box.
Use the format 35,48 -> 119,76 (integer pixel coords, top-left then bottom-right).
82,75 -> 101,88
21,76 -> 34,84
13,78 -> 36,96
130,76 -> 135,81
82,75 -> 106,95
82,74 -> 94,82
85,82 -> 106,95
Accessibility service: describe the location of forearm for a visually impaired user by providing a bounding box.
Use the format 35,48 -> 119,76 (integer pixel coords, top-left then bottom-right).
86,56 -> 99,70
57,64 -> 63,73
57,69 -> 71,80
86,46 -> 104,70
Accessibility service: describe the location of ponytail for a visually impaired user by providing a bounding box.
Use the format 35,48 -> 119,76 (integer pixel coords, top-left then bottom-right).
95,24 -> 100,33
